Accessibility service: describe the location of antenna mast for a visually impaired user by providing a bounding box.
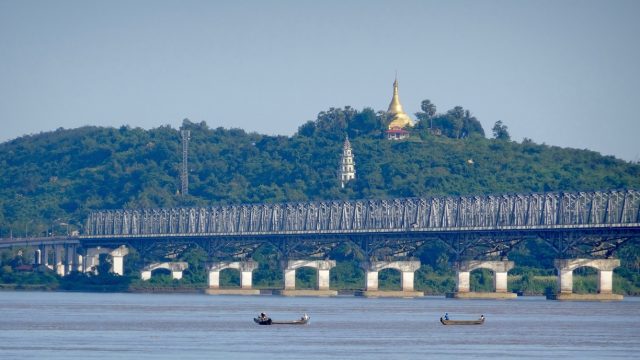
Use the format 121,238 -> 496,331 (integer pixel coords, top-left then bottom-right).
180,130 -> 190,196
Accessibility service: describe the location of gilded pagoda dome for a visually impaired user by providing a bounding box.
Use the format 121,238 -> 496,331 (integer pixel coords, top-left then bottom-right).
387,78 -> 414,129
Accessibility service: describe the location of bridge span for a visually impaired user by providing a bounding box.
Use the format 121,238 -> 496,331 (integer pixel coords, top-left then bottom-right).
85,190 -> 640,238
1,189 -> 639,300
82,189 -> 640,258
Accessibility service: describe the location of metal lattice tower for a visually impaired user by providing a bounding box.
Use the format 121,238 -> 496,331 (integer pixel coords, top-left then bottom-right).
180,130 -> 190,196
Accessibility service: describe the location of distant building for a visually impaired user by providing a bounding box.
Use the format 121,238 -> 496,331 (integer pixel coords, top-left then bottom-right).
339,137 -> 356,188
386,127 -> 410,140
385,77 -> 414,140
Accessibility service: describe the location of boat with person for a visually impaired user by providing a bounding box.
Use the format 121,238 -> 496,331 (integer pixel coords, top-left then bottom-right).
440,314 -> 485,325
254,313 -> 310,325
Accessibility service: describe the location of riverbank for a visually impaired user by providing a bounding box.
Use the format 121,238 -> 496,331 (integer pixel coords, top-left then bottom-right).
2,284 -> 639,299
0,283 -> 53,291
1,273 -> 639,295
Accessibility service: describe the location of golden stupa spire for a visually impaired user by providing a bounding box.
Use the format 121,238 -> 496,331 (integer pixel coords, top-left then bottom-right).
387,76 -> 405,115
386,76 -> 413,129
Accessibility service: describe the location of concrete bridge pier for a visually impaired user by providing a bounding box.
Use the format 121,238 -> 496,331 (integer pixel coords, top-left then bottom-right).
447,260 -> 517,299
34,248 -> 42,266
34,245 -> 47,267
64,244 -> 77,274
54,245 -> 66,276
73,247 -> 84,273
109,246 -> 129,276
356,260 -> 423,298
39,244 -> 53,270
275,259 -> 337,296
82,248 -> 99,273
83,246 -> 129,275
204,261 -> 260,295
52,244 -> 78,276
140,262 -> 189,281
54,244 -> 76,276
549,259 -> 623,301
34,244 -> 62,274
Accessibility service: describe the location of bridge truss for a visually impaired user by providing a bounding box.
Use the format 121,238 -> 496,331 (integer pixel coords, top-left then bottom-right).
82,190 -> 640,260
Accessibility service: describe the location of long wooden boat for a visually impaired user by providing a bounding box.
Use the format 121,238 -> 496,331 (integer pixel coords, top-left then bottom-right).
440,316 -> 485,325
254,315 -> 310,325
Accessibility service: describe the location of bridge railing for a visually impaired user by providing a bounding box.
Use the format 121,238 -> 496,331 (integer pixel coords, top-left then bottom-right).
84,190 -> 640,237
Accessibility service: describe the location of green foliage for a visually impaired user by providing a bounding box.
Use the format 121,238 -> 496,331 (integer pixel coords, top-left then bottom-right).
348,108 -> 385,138
330,261 -> 364,289
492,120 -> 511,140
2,110 -> 639,238
618,242 -> 640,275
59,270 -> 131,291
414,240 -> 454,274
508,273 -> 557,295
507,239 -> 557,270
0,269 -> 60,290
295,267 -> 318,289
613,271 -> 640,295
378,268 -> 401,290
470,269 -> 494,292
179,245 -> 208,282
218,268 -> 240,287
415,99 -> 437,124
1,103 -> 640,293
252,243 -> 283,288
0,248 -> 58,289
415,265 -> 456,294
427,106 -> 485,139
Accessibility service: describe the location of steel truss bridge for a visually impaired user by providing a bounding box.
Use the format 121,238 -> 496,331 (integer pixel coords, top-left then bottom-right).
80,190 -> 640,261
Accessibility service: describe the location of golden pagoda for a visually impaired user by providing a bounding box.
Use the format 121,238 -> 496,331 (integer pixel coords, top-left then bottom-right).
386,77 -> 413,140
387,78 -> 413,129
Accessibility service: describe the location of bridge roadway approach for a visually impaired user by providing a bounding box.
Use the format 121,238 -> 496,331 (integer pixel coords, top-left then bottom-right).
1,190 -> 639,300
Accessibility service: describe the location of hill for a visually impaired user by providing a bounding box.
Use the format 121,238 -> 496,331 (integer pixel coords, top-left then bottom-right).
1,108 -> 639,237
1,106 -> 640,294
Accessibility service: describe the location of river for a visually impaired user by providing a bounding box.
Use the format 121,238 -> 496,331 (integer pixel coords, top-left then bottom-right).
0,291 -> 638,359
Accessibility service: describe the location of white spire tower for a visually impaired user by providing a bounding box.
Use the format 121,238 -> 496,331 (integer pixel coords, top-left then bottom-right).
339,137 -> 356,188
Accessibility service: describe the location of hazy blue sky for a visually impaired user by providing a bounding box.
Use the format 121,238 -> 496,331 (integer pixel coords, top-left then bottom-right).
1,0 -> 639,161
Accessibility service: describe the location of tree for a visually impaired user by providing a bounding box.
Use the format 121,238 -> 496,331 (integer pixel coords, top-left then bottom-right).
462,110 -> 485,138
313,107 -> 357,140
348,107 -> 382,138
492,120 -> 511,141
421,99 -> 437,119
447,106 -> 465,138
296,121 -> 316,137
415,99 -> 437,129
428,106 -> 486,139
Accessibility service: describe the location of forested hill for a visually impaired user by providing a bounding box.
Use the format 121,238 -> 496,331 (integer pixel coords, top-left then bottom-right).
1,106 -> 639,237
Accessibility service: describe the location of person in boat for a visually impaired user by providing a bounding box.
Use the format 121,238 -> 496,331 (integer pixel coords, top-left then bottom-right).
480,314 -> 485,321
259,312 -> 268,321
301,313 -> 309,321
444,312 -> 450,320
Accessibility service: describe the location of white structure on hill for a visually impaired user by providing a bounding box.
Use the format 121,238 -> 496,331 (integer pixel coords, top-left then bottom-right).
339,137 -> 356,188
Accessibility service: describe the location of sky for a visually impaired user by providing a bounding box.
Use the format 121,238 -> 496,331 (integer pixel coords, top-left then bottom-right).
1,0 -> 639,162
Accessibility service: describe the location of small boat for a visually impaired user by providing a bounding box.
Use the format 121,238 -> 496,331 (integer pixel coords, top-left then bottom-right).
440,315 -> 485,325
254,314 -> 310,325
